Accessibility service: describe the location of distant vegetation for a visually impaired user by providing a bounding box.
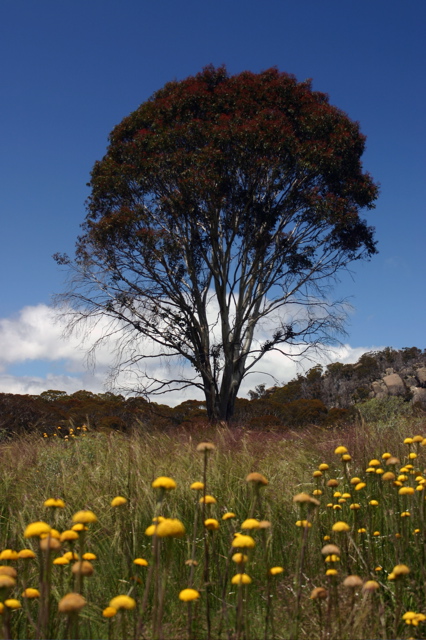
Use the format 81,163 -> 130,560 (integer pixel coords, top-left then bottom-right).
0,347 -> 425,438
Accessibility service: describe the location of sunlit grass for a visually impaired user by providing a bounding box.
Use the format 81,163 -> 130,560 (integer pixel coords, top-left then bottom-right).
0,417 -> 425,638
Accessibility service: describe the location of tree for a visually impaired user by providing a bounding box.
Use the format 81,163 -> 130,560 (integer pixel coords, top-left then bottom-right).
55,66 -> 378,421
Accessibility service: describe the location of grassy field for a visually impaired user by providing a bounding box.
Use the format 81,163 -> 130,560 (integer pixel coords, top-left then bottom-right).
0,413 -> 426,639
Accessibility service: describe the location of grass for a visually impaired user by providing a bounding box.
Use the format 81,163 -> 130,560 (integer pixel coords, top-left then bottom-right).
0,414 -> 425,639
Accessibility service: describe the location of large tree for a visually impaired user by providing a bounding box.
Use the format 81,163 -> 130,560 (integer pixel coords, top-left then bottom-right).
56,66 -> 378,421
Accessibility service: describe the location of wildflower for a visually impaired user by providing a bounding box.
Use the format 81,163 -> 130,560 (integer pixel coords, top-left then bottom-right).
41,528 -> 60,540
82,552 -> 97,560
325,554 -> 340,563
293,492 -> 313,503
318,463 -> 329,471
72,510 -> 97,524
231,573 -> 252,585
232,553 -> 248,564
375,468 -> 384,474
392,564 -> 410,577
58,593 -> 86,613
232,534 -> 255,548
5,599 -> 21,609
179,588 -> 200,601
350,503 -> 361,510
313,489 -> 323,496
63,551 -> 79,561
323,535 -> 331,541
24,521 -> 51,538
111,496 -> 127,507
369,500 -> 379,506
381,472 -> 395,481
44,498 -> 65,508
399,487 -> 415,495
152,476 -> 177,490
332,521 -> 350,532
199,495 -> 217,504
40,537 -> 61,551
409,452 -> 418,459
310,587 -> 328,599
259,520 -> 271,528
22,588 -> 40,598
53,557 -> 70,565
17,549 -> 36,559
358,528 -> 367,534
72,561 -> 94,576
326,569 -> 338,576
373,531 -> 380,536
134,558 -> 148,566
404,438 -> 413,445
155,518 -> 186,538
0,566 -> 17,577
386,456 -> 400,465
334,446 -> 348,455
343,575 -> 363,588
355,482 -> 366,491
103,606 -> 117,617
363,580 -> 379,592
413,435 -> 424,442
222,512 -> 236,520
401,511 -> 411,518
327,479 -> 339,487
350,477 -> 361,485
296,520 -> 312,527
369,459 -> 380,467
72,524 -> 88,532
341,453 -> 352,462
269,566 -> 284,575
60,530 -> 79,542
313,470 -> 322,478
342,493 -> 351,499
0,549 -> 19,560
246,472 -> 268,485
0,575 -> 15,588
196,442 -> 216,453
109,595 -> 136,610
241,518 -> 260,529
375,566 -> 382,571
204,518 -> 219,530
366,467 -> 376,473
190,482 -> 204,490
382,452 -> 392,459
322,544 -> 340,556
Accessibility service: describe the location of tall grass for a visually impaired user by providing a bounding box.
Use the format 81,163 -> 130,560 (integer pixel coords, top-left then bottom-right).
0,414 -> 425,639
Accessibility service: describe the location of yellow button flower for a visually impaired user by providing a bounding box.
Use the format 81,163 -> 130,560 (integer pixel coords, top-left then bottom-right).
231,573 -> 252,585
152,476 -> 177,490
179,588 -> 200,601
109,595 -> 136,610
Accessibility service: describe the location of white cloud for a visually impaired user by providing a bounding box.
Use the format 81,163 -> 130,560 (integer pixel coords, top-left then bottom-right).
0,304 -> 381,404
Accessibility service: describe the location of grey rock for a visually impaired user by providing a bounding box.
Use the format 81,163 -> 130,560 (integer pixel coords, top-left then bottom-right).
383,373 -> 406,396
415,367 -> 426,386
411,387 -> 426,407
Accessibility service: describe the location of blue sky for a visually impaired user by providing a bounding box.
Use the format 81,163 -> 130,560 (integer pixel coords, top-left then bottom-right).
0,0 -> 425,401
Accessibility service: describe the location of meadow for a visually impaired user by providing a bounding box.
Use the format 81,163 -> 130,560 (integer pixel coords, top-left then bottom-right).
0,411 -> 426,640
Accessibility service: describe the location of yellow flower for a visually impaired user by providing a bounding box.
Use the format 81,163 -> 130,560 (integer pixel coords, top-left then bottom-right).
72,524 -> 87,532
399,486 -> 415,495
0,567 -> 16,578
40,536 -> 61,552
295,520 -> 312,528
332,521 -> 350,533
71,561 -> 94,576
350,503 -> 361,510
152,476 -> 177,490
350,477 -> 361,485
231,573 -> 252,585
363,580 -> 379,592
313,470 -> 322,477
44,498 -> 65,508
358,528 -> 367,534
355,482 -> 366,491
241,518 -> 260,529
232,553 -> 248,564
109,595 -> 136,610
190,482 -> 204,490
24,521 -> 51,538
373,531 -> 380,536
196,442 -> 216,453
0,549 -> 19,560
269,566 -> 284,575
369,459 -> 380,467
102,606 -> 117,618
409,452 -> 417,459
41,528 -> 61,540
58,593 -> 86,613
310,587 -> 328,599
5,599 -> 21,609
334,446 -> 348,455
22,588 -> 40,598
326,569 -> 338,576
72,510 -> 97,524
232,534 -> 256,549
155,518 -> 186,538
325,554 -> 340,562
134,557 -> 148,566
382,452 -> 392,459
342,454 -> 352,462
404,438 -> 413,444
246,472 -> 268,485
392,564 -> 410,577
0,575 -> 16,588
318,464 -> 329,471
369,500 -> 379,506
53,557 -> 70,565
381,472 -> 395,481
222,512 -> 236,520
111,496 -> 127,507
82,552 -> 97,560
313,489 -> 323,496
17,549 -> 36,559
204,518 -> 220,530
60,530 -> 79,542
412,435 -> 424,443
179,588 -> 200,601
199,495 -> 217,504
63,551 -> 79,561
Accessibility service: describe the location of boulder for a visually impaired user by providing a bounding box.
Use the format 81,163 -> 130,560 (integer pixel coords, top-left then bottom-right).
411,387 -> 426,407
371,381 -> 389,399
382,373 -> 406,396
415,367 -> 426,386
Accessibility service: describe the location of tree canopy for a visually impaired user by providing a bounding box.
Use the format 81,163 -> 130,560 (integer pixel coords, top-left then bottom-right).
56,66 -> 378,421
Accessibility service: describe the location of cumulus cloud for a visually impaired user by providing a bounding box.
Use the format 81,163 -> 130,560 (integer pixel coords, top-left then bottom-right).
0,304 -> 381,404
